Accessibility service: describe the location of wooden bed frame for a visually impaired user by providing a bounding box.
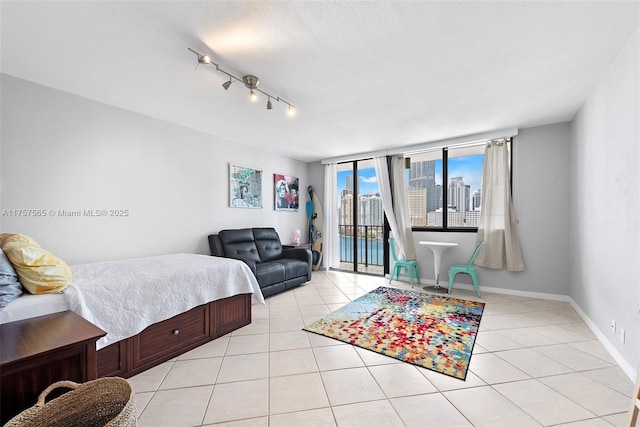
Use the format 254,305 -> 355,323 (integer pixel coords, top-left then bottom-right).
96,293 -> 251,378
0,293 -> 252,423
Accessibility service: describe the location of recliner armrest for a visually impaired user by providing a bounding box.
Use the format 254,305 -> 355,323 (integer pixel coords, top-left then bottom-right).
208,234 -> 224,257
282,247 -> 311,262
282,247 -> 312,281
240,259 -> 257,276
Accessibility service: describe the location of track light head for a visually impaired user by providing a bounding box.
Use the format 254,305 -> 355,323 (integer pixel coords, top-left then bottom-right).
198,54 -> 211,64
287,105 -> 296,116
267,98 -> 273,110
222,79 -> 232,90
245,76 -> 259,101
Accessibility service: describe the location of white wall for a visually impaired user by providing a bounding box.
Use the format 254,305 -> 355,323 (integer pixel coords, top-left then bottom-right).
570,29 -> 640,373
0,74 -> 310,264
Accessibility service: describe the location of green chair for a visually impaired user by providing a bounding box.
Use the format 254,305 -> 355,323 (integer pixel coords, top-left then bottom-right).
448,241 -> 485,297
389,238 -> 420,287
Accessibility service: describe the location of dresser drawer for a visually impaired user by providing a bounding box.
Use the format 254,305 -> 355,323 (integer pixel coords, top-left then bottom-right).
132,304 -> 210,370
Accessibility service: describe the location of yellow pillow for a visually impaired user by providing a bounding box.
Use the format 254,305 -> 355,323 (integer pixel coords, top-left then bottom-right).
1,234 -> 72,294
0,233 -> 40,248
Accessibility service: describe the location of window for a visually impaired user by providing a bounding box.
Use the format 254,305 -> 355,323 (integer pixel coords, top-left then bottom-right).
407,140 -> 511,231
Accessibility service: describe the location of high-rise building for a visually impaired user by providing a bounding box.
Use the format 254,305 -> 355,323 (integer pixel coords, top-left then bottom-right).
409,162 -> 433,188
448,210 -> 466,227
407,187 -> 426,226
472,188 -> 482,210
359,194 -> 383,226
465,185 -> 471,212
427,206 -> 481,228
466,210 -> 481,227
427,209 -> 443,227
448,177 -> 467,219
345,174 -> 354,194
339,193 -> 353,227
409,160 -> 440,215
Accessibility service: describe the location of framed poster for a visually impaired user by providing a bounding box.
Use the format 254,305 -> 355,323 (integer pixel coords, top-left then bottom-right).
274,173 -> 299,211
229,163 -> 263,208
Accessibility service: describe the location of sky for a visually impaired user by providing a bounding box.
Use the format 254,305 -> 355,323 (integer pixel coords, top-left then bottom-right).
336,167 -> 379,197
437,155 -> 484,194
337,155 -> 484,198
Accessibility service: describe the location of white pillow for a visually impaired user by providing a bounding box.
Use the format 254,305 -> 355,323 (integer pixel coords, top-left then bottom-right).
0,248 -> 22,308
0,248 -> 18,278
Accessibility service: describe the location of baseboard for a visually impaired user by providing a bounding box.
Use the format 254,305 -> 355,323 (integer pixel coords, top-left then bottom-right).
386,275 -> 637,381
389,275 -> 572,301
567,299 -> 637,382
453,281 -> 572,301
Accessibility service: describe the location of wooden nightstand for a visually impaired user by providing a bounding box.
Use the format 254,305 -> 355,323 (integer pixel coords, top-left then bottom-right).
0,311 -> 106,423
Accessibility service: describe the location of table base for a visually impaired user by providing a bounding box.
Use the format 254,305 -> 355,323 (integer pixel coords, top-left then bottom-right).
423,285 -> 449,294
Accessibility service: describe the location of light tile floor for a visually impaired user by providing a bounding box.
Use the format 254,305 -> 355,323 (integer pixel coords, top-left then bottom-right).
131,271 -> 634,426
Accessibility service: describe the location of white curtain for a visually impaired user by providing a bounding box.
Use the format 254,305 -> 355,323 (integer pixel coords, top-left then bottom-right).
475,140 -> 525,271
323,163 -> 340,269
374,156 -> 416,260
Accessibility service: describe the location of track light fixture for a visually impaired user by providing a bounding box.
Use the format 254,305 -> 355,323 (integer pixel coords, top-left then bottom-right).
188,48 -> 296,115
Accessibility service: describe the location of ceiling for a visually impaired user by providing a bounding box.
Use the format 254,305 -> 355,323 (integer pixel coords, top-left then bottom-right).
1,1 -> 638,163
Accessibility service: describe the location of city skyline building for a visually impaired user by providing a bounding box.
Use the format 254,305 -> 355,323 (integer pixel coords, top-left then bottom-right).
472,188 -> 482,210
410,160 -> 440,213
345,174 -> 354,194
407,187 -> 427,227
359,194 -> 383,226
448,176 -> 467,217
465,184 -> 471,211
426,207 -> 481,227
339,193 -> 353,227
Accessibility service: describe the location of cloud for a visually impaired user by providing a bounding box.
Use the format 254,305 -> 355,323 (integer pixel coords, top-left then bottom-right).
360,176 -> 378,183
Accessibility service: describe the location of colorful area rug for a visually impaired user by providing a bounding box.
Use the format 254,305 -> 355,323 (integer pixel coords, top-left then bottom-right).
303,286 -> 484,380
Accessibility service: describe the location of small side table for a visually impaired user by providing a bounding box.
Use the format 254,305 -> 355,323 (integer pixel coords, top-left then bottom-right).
0,311 -> 106,423
283,243 -> 312,250
418,241 -> 459,293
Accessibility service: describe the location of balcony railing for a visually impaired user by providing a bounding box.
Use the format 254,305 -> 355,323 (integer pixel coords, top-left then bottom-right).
338,225 -> 384,267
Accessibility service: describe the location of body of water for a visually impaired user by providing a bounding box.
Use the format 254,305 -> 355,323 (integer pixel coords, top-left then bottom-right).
339,235 -> 384,265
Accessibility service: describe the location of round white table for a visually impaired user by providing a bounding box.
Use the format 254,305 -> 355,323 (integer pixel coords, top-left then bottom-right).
418,241 -> 459,293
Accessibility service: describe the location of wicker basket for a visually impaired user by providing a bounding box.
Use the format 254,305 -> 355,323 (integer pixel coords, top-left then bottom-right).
5,377 -> 137,427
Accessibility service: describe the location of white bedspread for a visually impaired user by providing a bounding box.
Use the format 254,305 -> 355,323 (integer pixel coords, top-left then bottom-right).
0,293 -> 69,324
65,253 -> 264,350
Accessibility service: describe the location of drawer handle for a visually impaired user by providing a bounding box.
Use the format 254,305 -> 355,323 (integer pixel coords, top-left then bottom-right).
172,329 -> 180,335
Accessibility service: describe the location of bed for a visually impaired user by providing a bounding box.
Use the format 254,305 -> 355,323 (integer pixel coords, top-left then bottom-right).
1,253 -> 264,378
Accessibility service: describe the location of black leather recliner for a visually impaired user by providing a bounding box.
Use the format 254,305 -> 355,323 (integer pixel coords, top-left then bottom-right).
208,227 -> 312,298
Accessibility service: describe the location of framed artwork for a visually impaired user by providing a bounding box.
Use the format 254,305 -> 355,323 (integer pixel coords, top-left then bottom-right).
229,163 -> 263,208
274,174 -> 300,211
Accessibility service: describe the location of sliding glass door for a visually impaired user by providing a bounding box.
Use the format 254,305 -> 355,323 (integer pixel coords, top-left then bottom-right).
336,159 -> 385,275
